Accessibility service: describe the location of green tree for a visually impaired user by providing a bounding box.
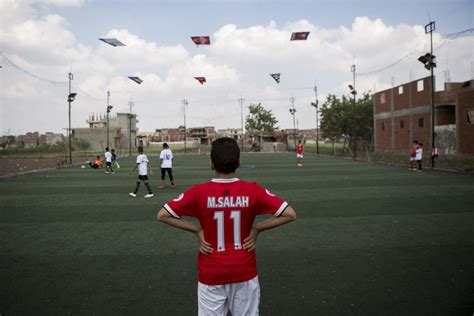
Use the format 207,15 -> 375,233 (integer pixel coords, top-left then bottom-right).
245,103 -> 278,132
74,138 -> 91,159
320,93 -> 373,156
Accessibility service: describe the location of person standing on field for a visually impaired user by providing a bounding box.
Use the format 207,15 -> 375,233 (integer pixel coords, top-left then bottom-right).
157,137 -> 296,315
296,139 -> 304,167
129,146 -> 154,198
158,143 -> 176,189
104,147 -> 114,174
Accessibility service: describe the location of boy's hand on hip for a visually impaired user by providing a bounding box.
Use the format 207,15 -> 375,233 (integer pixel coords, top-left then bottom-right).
196,230 -> 213,255
243,228 -> 259,251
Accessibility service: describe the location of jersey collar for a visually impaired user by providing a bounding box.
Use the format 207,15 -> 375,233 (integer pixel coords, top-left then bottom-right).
211,178 -> 239,183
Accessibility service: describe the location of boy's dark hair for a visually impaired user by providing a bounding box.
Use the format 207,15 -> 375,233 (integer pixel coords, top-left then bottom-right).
105,147 -> 109,151
211,137 -> 240,174
419,143 -> 423,147
96,156 -> 100,159
163,143 -> 169,148
111,149 -> 115,152
138,146 -> 144,153
413,140 -> 419,144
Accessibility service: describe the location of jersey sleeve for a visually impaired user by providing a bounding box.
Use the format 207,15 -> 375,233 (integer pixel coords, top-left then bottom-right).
159,151 -> 164,159
255,184 -> 288,217
163,186 -> 198,218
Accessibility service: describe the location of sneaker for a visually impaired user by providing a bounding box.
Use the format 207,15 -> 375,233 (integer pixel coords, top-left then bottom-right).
105,171 -> 110,174
171,184 -> 176,188
144,193 -> 154,198
111,172 -> 115,174
158,185 -> 165,189
129,192 -> 136,197
84,160 -> 90,164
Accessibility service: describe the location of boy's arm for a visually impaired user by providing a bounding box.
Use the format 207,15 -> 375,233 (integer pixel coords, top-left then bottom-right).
148,162 -> 153,176
129,163 -> 138,175
157,208 -> 213,254
243,206 -> 296,251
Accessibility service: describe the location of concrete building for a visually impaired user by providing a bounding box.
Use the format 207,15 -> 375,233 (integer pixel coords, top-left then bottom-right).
72,112 -> 138,151
217,128 -> 243,142
373,76 -> 474,155
188,126 -> 216,145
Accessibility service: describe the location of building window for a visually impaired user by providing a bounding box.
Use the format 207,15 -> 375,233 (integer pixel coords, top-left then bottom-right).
380,93 -> 385,104
417,80 -> 424,92
418,118 -> 424,127
381,122 -> 385,131
398,86 -> 403,94
400,120 -> 404,128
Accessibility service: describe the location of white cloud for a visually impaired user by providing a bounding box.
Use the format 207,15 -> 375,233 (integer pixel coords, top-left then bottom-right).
1,2 -> 472,136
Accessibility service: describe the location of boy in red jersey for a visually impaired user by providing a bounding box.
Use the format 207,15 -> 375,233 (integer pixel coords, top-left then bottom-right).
409,140 -> 419,170
296,139 -> 304,167
157,137 -> 296,315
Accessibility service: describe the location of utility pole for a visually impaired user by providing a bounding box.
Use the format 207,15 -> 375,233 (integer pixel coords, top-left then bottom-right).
350,64 -> 357,159
68,72 -> 73,165
427,21 -> 436,168
128,99 -> 134,156
311,85 -> 319,154
106,90 -> 111,149
182,99 -> 188,154
289,97 -> 297,150
238,97 -> 245,151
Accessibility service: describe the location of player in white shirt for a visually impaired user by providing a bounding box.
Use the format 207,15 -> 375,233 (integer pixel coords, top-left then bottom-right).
158,143 -> 176,189
104,147 -> 114,174
128,146 -> 154,198
415,142 -> 423,172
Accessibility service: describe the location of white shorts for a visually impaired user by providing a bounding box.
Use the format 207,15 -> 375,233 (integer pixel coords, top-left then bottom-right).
198,276 -> 260,316
297,153 -> 303,159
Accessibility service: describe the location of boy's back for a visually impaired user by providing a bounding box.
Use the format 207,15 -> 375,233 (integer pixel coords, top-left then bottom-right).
164,178 -> 288,285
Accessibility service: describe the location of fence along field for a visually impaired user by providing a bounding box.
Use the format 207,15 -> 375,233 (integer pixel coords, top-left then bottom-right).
0,153 -> 473,314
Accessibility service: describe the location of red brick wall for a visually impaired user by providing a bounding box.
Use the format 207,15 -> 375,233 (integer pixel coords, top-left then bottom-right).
393,84 -> 410,111
375,119 -> 391,151
410,77 -> 431,107
394,115 -> 410,151
457,85 -> 474,155
411,112 -> 431,147
374,91 -> 391,114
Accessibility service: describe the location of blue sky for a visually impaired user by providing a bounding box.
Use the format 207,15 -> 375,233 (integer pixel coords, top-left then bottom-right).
1,0 -> 473,135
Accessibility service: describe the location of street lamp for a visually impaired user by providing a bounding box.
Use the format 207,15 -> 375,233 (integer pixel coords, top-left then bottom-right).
418,20 -> 436,168
67,92 -> 77,165
349,64 -> 357,159
67,71 -> 76,165
289,97 -> 297,150
106,104 -> 113,149
311,85 -> 319,154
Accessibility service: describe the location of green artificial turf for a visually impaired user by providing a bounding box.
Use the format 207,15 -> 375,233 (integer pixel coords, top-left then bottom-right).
1,153 -> 473,315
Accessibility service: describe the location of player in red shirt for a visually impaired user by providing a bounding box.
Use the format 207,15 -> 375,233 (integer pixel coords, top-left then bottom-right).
409,140 -> 419,170
157,137 -> 296,315
296,139 -> 304,167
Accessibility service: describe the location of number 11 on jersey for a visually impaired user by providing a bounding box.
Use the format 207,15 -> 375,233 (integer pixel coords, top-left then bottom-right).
213,210 -> 241,252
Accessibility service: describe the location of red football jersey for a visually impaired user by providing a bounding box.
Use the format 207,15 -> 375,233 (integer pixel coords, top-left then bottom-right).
297,144 -> 304,154
164,178 -> 288,285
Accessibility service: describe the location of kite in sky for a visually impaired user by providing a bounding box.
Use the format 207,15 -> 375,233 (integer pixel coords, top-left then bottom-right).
128,76 -> 143,84
191,36 -> 211,46
290,32 -> 310,41
194,77 -> 206,85
270,73 -> 281,84
99,38 -> 126,46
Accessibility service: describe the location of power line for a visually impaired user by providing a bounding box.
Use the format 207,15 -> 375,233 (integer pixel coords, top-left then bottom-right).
358,27 -> 473,76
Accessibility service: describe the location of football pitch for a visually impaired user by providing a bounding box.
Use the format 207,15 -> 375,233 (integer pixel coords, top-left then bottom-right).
1,153 -> 473,315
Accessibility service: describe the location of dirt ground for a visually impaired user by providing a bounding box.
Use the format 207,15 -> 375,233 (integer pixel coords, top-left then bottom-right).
0,156 -> 85,177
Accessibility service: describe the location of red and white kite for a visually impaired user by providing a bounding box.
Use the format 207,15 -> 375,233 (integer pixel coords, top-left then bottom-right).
194,77 -> 206,85
191,36 -> 211,46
